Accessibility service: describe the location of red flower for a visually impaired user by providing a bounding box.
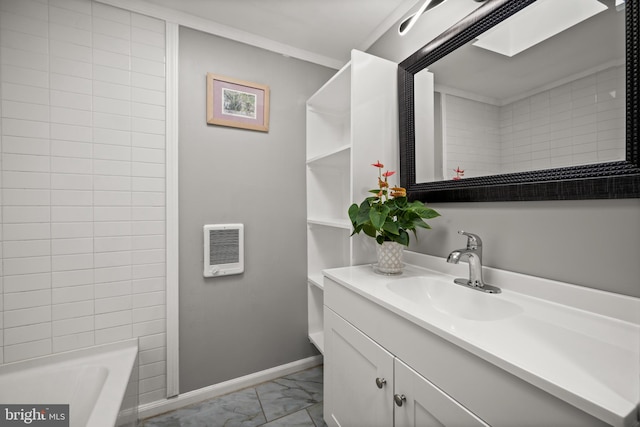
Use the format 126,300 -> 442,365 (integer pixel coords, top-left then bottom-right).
382,170 -> 395,178
372,161 -> 384,168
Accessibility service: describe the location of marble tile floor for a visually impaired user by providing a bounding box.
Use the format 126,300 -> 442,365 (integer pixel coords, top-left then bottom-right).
138,365 -> 327,427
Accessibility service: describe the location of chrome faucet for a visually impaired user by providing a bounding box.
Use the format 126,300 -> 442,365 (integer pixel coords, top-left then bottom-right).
447,231 -> 501,294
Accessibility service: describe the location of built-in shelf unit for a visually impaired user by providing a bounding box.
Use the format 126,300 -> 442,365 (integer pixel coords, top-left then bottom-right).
306,50 -> 398,353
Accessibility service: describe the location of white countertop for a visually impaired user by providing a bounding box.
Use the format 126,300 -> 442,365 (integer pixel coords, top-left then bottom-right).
323,254 -> 640,427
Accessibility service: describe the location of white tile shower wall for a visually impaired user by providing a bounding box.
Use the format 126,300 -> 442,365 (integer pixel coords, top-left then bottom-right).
444,94 -> 501,179
0,0 -> 167,405
443,65 -> 625,177
0,24 -> 3,365
500,65 -> 626,173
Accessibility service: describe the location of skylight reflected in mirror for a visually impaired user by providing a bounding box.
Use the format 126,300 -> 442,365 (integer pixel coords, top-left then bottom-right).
472,0 -> 607,57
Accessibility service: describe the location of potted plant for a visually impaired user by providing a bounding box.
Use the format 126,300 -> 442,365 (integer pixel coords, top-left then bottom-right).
348,161 -> 440,274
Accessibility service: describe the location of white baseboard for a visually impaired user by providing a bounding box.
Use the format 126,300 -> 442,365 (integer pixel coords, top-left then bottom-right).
137,355 -> 324,420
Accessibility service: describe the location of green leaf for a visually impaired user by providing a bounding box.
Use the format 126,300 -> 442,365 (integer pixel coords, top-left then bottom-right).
394,197 -> 408,208
382,219 -> 400,235
421,208 -> 441,220
363,223 -> 377,238
350,223 -> 363,236
355,200 -> 371,226
396,230 -> 410,246
413,218 -> 432,229
408,202 -> 440,219
376,235 -> 385,245
348,204 -> 359,223
369,204 -> 390,230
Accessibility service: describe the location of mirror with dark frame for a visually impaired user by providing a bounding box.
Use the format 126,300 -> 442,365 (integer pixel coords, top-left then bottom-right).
398,0 -> 639,202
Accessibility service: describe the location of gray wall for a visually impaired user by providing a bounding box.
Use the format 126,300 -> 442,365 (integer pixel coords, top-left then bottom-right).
409,200 -> 640,298
178,27 -> 334,393
368,13 -> 640,299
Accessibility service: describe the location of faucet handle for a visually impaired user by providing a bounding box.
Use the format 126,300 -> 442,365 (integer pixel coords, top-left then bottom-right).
459,230 -> 482,249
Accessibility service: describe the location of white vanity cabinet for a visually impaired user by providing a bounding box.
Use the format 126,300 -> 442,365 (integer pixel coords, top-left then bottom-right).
394,359 -> 488,427
324,275 -> 612,427
324,308 -> 394,427
325,307 -> 488,427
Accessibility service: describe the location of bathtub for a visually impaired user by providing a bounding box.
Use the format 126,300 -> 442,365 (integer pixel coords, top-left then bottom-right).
0,339 -> 138,427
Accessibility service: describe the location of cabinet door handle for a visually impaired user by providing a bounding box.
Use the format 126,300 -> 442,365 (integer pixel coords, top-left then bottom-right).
375,378 -> 386,389
394,394 -> 406,407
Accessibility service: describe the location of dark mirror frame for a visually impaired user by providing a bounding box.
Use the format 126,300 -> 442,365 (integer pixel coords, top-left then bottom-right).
398,0 -> 640,202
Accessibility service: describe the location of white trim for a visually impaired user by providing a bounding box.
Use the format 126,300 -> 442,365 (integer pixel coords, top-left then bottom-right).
138,355 -> 324,420
165,21 -> 180,398
436,58 -> 625,108
499,58 -> 625,106
95,0 -> 343,70
434,84 -> 501,107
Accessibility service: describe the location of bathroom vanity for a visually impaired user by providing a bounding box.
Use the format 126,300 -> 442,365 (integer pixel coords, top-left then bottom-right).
322,254 -> 639,427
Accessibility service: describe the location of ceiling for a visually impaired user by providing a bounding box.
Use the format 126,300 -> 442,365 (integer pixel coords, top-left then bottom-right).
138,0 -> 421,66
428,0 -> 625,102
120,0 -> 625,96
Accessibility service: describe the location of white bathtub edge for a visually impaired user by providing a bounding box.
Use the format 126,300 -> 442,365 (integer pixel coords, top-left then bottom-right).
137,354 -> 323,420
0,339 -> 139,375
87,339 -> 139,427
0,338 -> 139,427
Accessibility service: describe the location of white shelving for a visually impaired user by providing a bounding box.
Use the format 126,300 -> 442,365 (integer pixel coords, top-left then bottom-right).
306,50 -> 398,354
306,148 -> 350,227
306,144 -> 350,165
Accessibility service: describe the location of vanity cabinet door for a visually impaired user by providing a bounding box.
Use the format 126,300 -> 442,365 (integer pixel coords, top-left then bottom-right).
394,359 -> 489,427
324,308 -> 394,427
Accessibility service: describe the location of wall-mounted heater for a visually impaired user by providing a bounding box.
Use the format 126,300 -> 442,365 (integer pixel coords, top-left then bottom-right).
203,224 -> 244,277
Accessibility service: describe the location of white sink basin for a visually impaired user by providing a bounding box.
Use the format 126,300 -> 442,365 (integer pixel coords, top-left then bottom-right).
387,276 -> 523,321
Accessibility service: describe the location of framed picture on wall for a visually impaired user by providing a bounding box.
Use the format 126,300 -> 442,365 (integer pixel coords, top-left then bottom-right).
206,73 -> 270,132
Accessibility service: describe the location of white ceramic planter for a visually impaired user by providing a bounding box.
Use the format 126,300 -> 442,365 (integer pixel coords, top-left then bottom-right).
375,241 -> 404,274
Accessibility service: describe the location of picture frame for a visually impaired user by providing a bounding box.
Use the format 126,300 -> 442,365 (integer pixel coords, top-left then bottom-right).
206,73 -> 270,132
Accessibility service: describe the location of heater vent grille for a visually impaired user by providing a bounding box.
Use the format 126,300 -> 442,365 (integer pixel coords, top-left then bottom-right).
209,229 -> 239,265
203,224 -> 244,277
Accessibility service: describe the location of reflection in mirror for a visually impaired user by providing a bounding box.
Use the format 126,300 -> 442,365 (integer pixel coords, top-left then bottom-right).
415,0 -> 626,182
